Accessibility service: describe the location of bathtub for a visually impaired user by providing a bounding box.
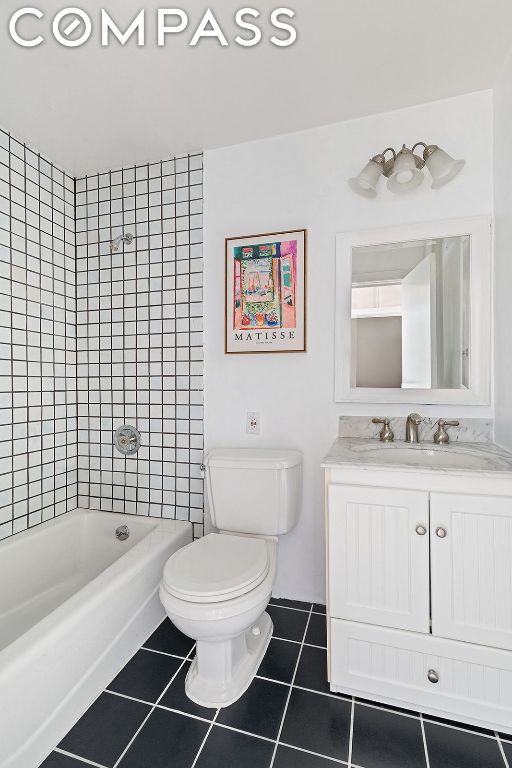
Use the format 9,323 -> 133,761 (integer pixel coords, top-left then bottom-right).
0,508 -> 192,768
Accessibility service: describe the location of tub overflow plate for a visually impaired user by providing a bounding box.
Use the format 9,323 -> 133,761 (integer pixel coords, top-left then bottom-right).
115,425 -> 141,456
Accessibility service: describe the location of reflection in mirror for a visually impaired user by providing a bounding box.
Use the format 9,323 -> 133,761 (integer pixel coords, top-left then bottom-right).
351,235 -> 470,389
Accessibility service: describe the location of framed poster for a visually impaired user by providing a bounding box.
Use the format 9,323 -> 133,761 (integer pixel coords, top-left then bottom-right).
225,229 -> 307,354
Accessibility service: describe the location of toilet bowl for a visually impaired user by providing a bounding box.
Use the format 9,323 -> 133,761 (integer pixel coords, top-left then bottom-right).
160,533 -> 278,707
159,448 -> 302,708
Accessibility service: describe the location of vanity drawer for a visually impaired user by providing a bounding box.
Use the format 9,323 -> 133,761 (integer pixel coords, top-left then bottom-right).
330,618 -> 512,731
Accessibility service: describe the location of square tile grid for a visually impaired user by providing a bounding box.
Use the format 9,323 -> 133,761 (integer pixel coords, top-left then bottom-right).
0,128 -> 77,542
42,600 -> 512,768
75,156 -> 204,537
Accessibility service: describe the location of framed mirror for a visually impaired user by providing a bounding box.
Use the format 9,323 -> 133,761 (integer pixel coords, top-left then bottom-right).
334,216 -> 491,404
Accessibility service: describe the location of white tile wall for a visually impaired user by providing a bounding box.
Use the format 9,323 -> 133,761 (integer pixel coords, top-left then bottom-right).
75,156 -> 205,537
0,125 -> 204,542
0,129 -> 77,541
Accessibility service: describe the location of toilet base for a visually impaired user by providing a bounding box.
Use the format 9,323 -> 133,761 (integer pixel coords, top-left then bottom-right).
185,611 -> 273,708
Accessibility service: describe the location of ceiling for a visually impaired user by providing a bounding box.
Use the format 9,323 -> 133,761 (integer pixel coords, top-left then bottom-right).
1,0 -> 511,176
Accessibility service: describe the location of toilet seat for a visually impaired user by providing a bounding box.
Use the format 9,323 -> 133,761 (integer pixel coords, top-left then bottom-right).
162,533 -> 271,603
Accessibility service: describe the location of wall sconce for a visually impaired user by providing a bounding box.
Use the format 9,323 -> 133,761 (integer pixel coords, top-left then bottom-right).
349,142 -> 465,198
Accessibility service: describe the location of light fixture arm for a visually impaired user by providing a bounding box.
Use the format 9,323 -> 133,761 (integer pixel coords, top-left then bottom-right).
373,147 -> 396,178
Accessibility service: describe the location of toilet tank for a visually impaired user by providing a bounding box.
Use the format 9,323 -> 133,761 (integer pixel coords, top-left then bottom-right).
205,448 -> 302,536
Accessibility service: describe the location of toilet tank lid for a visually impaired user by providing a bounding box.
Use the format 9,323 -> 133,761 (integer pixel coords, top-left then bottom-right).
205,448 -> 302,470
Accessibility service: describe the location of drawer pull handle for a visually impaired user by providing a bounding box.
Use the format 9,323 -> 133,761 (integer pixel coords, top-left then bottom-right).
435,527 -> 447,539
415,524 -> 427,536
427,669 -> 440,684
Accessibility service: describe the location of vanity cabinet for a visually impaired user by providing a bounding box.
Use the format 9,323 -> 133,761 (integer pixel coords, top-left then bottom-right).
326,470 -> 512,732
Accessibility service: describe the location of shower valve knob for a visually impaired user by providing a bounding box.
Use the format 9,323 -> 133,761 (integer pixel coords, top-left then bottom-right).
114,425 -> 141,455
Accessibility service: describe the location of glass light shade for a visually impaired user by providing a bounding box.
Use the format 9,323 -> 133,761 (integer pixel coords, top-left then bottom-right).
348,159 -> 383,198
425,147 -> 465,189
387,147 -> 423,194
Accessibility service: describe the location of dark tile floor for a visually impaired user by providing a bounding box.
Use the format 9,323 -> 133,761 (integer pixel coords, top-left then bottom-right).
40,599 -> 512,768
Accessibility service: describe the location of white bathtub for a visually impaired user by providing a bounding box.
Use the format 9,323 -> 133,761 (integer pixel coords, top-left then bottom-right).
0,508 -> 192,768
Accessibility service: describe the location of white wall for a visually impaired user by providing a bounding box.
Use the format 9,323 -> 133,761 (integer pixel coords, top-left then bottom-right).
203,90 -> 494,603
494,55 -> 512,451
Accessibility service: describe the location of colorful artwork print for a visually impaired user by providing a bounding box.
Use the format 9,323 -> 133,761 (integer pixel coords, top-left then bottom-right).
225,230 -> 306,354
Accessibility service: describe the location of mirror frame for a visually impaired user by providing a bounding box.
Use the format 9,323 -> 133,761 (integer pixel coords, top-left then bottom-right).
334,216 -> 492,405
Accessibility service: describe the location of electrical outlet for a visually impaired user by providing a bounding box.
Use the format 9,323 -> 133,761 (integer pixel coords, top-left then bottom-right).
246,412 -> 260,435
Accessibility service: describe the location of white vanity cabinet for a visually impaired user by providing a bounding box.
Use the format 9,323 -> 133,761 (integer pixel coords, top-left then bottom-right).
325,459 -> 512,733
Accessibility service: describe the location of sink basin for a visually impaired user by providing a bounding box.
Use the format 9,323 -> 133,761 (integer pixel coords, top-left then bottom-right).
324,440 -> 512,473
349,444 -> 511,471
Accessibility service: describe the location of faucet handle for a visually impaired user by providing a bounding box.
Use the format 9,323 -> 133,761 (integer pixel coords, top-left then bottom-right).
372,417 -> 395,443
434,419 -> 460,445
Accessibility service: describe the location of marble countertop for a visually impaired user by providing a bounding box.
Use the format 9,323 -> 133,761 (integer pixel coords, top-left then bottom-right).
322,437 -> 512,477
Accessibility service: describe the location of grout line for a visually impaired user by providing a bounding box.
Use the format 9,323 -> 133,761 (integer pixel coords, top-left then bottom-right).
111,644 -> 196,768
104,689 -> 154,707
272,635 -> 327,649
496,732 -> 510,768
54,748 -> 109,768
140,645 -> 191,659
156,702 -> 215,724
278,742 -> 348,765
420,713 -> 431,768
422,717 -> 498,740
190,708 -> 220,767
268,602 -> 313,613
212,722 -> 277,744
347,697 -> 355,767
255,674 -> 290,687
292,684 -> 351,701
269,603 -> 314,767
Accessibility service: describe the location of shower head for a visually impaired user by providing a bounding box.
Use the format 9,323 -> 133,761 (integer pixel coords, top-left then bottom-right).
110,232 -> 133,252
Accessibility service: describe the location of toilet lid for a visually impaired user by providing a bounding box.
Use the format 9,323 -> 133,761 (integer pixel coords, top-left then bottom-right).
162,533 -> 270,603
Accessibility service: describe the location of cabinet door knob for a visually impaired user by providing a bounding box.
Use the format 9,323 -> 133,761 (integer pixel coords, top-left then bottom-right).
427,669 -> 440,684
415,525 -> 427,536
435,527 -> 448,539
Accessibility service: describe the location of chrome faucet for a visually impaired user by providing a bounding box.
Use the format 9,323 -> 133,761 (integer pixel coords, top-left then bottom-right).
405,413 -> 423,443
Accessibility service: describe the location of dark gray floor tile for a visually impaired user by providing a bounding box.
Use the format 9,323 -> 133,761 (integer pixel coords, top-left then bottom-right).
39,754 -> 89,768
118,708 -> 208,768
258,638 -> 300,683
312,604 -> 326,615
280,688 -> 351,760
502,740 -> 512,763
159,660 -> 216,719
423,713 -> 494,736
294,645 -> 330,694
58,692 -> 150,767
356,696 -> 419,718
274,745 -> 340,767
270,597 -> 311,611
268,605 -> 309,642
195,725 -> 274,768
108,649 -> 182,703
305,613 -> 327,648
351,703 -> 426,768
424,722 -> 505,768
144,618 -> 194,657
216,677 -> 289,740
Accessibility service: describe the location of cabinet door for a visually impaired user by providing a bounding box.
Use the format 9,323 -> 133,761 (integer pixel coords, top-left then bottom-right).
328,484 -> 430,632
431,493 -> 512,650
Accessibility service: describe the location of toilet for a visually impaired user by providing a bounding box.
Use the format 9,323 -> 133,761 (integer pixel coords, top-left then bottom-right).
159,448 -> 302,708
